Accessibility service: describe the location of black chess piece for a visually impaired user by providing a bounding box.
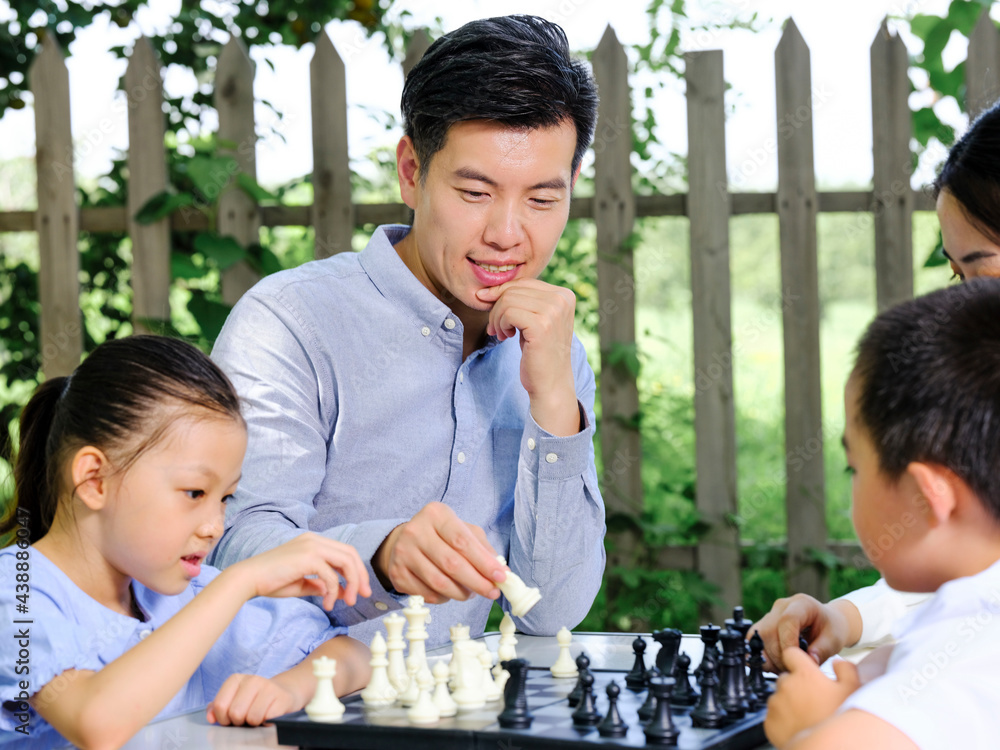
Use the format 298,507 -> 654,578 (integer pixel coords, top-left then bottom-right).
596,681 -> 629,738
725,606 -> 752,640
625,636 -> 648,689
718,628 -> 749,721
694,623 -> 722,679
637,667 -> 661,723
567,653 -> 591,707
498,658 -> 533,729
652,628 -> 682,677
691,645 -> 728,728
570,670 -> 602,727
669,652 -> 699,707
747,630 -> 773,706
643,676 -> 680,746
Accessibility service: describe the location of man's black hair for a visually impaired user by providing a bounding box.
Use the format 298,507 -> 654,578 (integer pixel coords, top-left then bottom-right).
400,15 -> 599,179
852,278 -> 1000,520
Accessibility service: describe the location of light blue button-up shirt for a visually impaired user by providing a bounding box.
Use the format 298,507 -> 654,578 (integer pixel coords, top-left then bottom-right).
209,225 -> 606,648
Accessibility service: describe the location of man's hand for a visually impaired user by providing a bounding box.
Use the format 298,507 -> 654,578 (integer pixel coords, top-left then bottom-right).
476,279 -> 580,437
373,502 -> 506,604
750,594 -> 862,672
764,648 -> 861,748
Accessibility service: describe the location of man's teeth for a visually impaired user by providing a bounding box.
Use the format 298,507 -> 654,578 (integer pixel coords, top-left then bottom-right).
476,262 -> 516,273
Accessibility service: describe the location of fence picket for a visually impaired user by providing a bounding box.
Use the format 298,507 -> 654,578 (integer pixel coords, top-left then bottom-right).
967,10 -> 1000,119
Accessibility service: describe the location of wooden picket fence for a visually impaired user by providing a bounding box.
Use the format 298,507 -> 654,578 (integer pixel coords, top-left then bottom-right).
5,12 -> 1000,622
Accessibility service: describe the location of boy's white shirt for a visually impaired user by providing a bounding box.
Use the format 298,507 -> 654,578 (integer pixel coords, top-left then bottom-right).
836,578 -> 933,654
835,557 -> 1000,749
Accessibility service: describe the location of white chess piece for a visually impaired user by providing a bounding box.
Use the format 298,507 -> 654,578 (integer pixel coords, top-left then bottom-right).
448,623 -> 470,688
493,612 -> 518,680
397,653 -> 422,707
360,632 -> 397,707
406,667 -> 440,724
550,626 -> 578,678
431,661 -> 458,717
494,639 -> 516,682
305,656 -> 345,721
450,640 -> 485,710
403,595 -> 430,677
478,646 -> 502,702
495,555 -> 541,617
384,612 -> 409,693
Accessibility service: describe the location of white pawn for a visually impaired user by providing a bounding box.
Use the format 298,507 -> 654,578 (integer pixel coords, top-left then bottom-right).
451,640 -> 485,710
448,624 -> 470,688
495,555 -> 542,617
432,661 -> 457,717
494,612 -> 518,680
360,632 -> 397,707
305,656 -> 345,721
478,647 -> 502,702
406,667 -> 440,724
550,626 -> 578,678
384,612 -> 408,694
397,653 -> 421,707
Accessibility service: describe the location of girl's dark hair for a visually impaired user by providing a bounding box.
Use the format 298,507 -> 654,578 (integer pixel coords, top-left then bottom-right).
852,278 -> 1000,521
1,336 -> 242,545
401,15 -> 599,179
932,101 -> 1000,245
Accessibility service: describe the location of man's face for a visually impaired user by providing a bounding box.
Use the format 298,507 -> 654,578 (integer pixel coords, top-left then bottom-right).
395,119 -> 578,321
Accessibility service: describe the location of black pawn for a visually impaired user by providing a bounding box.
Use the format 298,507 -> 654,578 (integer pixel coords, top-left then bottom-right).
652,628 -> 682,677
725,606 -> 752,640
669,653 -> 699,706
643,676 -> 680,746
498,658 -> 533,729
597,681 -> 629,738
691,647 -> 728,728
567,653 -> 591,707
625,636 -> 647,689
694,623 -> 722,679
718,629 -> 748,721
747,630 -> 773,706
571,670 -> 602,727
637,667 -> 661,722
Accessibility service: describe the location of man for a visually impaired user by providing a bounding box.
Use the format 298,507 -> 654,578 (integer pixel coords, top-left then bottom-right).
209,15 -> 606,647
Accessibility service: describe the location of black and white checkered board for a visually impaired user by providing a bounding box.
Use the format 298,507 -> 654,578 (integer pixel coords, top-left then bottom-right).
273,667 -> 767,750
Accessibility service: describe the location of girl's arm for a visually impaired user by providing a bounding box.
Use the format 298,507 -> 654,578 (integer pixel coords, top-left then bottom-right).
30,534 -> 369,750
206,634 -> 372,726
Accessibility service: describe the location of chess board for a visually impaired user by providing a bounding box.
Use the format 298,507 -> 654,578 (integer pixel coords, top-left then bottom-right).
273,666 -> 767,750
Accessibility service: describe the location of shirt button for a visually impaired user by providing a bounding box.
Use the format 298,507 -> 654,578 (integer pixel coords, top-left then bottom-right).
527,438 -> 536,451
375,602 -> 389,611
545,452 -> 558,464
421,326 -> 431,337
457,452 -> 466,464
459,372 -> 464,384
444,319 -> 456,330
139,629 -> 153,640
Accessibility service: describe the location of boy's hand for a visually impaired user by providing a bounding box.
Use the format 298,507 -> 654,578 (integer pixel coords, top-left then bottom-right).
207,673 -> 303,726
237,533 -> 372,610
765,648 -> 861,748
751,594 -> 859,671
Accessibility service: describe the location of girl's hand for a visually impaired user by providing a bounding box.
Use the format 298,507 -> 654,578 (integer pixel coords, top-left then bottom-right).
234,533 -> 372,610
207,673 -> 303,726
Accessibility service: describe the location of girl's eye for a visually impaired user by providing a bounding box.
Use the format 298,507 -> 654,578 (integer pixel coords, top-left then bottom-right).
185,490 -> 205,499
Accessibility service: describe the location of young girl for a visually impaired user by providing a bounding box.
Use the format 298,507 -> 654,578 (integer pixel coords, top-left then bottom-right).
0,335 -> 372,749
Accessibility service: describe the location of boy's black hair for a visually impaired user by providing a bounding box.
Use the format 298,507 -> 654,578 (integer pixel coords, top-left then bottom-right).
933,100 -> 1000,246
400,15 -> 599,179
852,278 -> 1000,520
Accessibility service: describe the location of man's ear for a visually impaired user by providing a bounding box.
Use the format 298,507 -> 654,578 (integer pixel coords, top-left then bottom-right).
71,446 -> 113,511
906,462 -> 957,526
396,136 -> 420,209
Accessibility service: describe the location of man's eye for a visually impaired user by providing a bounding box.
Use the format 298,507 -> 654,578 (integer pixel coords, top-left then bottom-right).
185,490 -> 205,499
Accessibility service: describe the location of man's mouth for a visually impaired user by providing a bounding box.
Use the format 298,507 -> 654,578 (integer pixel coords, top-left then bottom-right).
473,261 -> 518,273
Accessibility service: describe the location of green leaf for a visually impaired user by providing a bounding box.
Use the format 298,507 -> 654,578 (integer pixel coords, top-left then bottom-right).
193,233 -> 247,270
606,341 -> 641,378
170,251 -> 205,280
183,155 -> 238,202
236,172 -> 278,203
921,18 -> 954,65
187,292 -> 232,344
909,13 -> 942,39
804,546 -> 842,571
923,233 -> 948,268
946,0 -> 987,35
134,190 -> 196,224
246,243 -> 284,277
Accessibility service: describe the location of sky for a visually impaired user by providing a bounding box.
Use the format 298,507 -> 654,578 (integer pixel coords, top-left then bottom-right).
0,0 -> 976,205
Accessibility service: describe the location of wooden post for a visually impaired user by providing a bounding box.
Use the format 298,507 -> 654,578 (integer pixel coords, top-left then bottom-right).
126,37 -> 171,331
967,10 -> 1000,119
216,36 -> 260,306
402,29 -> 431,80
871,20 -> 913,311
686,49 -> 740,623
311,31 -> 353,258
593,26 -> 643,565
775,20 -> 827,601
31,32 -> 81,377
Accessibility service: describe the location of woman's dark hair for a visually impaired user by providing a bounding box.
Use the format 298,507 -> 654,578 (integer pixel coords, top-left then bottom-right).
932,101 -> 1000,245
401,15 -> 599,179
0,335 -> 242,545
852,278 -> 1000,521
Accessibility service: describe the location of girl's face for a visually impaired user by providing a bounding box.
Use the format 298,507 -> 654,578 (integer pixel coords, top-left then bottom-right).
937,189 -> 1000,281
99,413 -> 246,595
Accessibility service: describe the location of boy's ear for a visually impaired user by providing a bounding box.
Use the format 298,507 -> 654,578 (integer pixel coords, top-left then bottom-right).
396,136 -> 420,209
906,462 -> 957,525
71,446 -> 113,511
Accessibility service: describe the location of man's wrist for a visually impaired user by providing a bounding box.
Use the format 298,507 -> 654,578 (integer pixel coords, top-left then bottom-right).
372,524 -> 402,592
528,381 -> 580,437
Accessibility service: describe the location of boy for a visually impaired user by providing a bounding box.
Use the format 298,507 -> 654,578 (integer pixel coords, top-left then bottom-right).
765,278 -> 1000,748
